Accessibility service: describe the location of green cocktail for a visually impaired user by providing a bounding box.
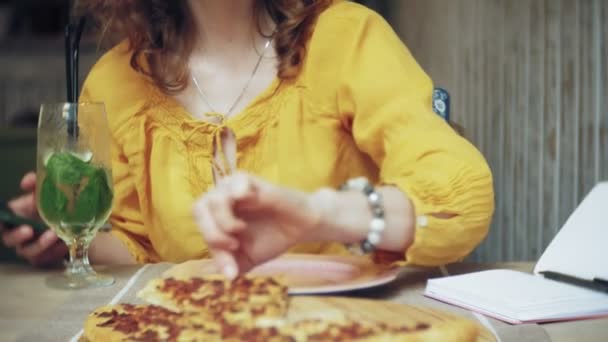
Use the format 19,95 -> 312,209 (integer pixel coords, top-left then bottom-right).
38,151 -> 113,242
36,102 -> 114,289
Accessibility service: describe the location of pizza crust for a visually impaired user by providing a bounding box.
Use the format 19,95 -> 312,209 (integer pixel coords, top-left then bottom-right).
276,318 -> 479,342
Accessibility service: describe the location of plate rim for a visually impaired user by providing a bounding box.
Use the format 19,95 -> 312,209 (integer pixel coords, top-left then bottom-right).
164,253 -> 403,295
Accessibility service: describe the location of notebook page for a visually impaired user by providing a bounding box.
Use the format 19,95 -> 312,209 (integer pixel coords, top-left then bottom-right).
425,269 -> 608,323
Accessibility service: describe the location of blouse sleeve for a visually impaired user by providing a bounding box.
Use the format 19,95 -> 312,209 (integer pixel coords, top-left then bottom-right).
337,12 -> 495,266
80,77 -> 159,264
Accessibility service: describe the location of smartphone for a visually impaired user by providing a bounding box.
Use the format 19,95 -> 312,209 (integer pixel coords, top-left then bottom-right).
0,209 -> 47,236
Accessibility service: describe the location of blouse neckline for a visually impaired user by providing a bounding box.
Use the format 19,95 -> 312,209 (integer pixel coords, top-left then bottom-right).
149,76 -> 284,134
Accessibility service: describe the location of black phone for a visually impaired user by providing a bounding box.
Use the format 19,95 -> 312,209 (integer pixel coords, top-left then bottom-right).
0,209 -> 47,235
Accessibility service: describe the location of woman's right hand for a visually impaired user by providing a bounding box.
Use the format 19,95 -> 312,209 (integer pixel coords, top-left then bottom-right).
1,172 -> 67,267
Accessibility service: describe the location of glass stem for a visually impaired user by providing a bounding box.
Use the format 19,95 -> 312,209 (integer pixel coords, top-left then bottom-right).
66,237 -> 93,277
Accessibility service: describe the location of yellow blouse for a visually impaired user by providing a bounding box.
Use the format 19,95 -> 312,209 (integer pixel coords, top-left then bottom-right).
80,1 -> 494,266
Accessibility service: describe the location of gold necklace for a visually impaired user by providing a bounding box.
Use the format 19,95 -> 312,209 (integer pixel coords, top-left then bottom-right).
191,37 -> 273,116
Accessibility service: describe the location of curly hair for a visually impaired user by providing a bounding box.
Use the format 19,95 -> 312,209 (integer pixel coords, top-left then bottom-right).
77,0 -> 332,94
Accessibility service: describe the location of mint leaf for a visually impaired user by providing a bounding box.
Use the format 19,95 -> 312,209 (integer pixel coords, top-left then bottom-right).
97,169 -> 113,216
40,152 -> 113,230
39,176 -> 68,223
67,176 -> 99,224
46,153 -> 95,185
68,168 -> 112,224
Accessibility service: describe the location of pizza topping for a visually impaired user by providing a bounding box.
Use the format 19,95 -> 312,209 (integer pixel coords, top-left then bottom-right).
373,321 -> 432,333
130,329 -> 159,341
159,278 -> 206,302
140,275 -> 288,325
306,322 -> 377,340
157,276 -> 285,305
96,312 -> 140,334
220,323 -> 293,341
94,305 -> 186,341
252,306 -> 266,316
95,309 -> 118,319
415,322 -> 431,330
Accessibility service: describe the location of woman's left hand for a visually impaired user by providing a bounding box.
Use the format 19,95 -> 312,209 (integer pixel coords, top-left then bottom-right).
193,172 -> 326,279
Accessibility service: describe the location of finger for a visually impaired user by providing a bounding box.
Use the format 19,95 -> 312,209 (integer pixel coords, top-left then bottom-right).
31,242 -> 68,268
233,249 -> 257,274
225,172 -> 258,200
222,174 -> 268,216
8,193 -> 38,218
2,225 -> 34,247
16,229 -> 58,260
193,200 -> 239,251
231,173 -> 289,209
20,172 -> 37,192
210,248 -> 239,280
205,191 -> 246,234
231,182 -> 282,214
223,173 -> 308,224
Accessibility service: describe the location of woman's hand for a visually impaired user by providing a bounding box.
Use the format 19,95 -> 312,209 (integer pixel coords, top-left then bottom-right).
193,173 -> 327,278
1,172 -> 67,266
193,172 -> 416,279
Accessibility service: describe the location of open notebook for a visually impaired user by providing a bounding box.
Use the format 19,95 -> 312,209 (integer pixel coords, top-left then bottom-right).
424,182 -> 608,324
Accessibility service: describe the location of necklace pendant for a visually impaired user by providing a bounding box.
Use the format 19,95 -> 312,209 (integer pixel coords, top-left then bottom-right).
203,111 -> 226,125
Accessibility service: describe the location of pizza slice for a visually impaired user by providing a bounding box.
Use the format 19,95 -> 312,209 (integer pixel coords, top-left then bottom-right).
82,304 -> 295,342
137,275 -> 289,324
81,304 -> 210,342
82,304 -> 478,342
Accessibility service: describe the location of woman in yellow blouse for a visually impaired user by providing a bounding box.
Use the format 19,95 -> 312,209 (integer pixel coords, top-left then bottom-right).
2,0 -> 494,276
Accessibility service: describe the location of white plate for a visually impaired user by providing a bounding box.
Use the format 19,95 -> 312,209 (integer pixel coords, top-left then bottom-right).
162,254 -> 402,295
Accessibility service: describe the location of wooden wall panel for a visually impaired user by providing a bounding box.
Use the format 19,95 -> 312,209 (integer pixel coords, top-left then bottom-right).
387,0 -> 608,262
479,0 -> 504,262
503,0 -> 517,261
602,1 -> 608,181
512,1 -> 531,261
528,0 -> 546,259
559,0 -> 579,233
578,1 -> 595,209
542,0 -> 562,252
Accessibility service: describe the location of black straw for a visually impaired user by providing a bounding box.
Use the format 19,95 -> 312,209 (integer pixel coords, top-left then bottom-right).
64,16 -> 86,138
65,24 -> 73,103
73,17 -> 86,102
65,17 -> 86,103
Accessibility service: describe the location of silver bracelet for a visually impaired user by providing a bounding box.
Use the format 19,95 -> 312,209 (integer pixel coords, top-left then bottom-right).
340,177 -> 386,254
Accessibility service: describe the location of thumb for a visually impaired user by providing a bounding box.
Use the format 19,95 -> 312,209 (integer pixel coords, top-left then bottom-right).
21,172 -> 37,192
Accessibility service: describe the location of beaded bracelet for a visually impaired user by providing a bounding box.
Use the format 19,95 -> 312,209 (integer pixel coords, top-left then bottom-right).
339,177 -> 386,254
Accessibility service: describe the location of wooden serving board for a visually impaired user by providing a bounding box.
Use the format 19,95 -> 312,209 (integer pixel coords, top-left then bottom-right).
287,296 -> 495,342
